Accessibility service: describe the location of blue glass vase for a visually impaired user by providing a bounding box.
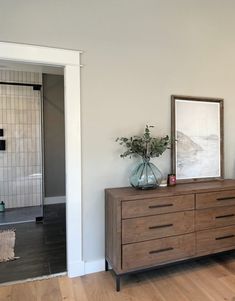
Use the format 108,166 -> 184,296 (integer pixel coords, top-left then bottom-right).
130,158 -> 163,189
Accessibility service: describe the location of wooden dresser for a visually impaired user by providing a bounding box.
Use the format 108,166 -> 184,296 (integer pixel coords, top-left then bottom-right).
105,180 -> 235,291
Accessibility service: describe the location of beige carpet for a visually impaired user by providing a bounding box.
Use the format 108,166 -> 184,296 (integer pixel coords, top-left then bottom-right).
0,229 -> 16,262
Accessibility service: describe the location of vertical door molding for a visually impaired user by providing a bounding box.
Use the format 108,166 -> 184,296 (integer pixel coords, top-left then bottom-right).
0,42 -> 84,277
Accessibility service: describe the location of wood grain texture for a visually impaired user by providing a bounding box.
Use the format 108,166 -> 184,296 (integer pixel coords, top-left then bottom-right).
122,233 -> 195,270
105,190 -> 122,273
0,204 -> 66,284
122,194 -> 194,219
105,180 -> 235,287
196,190 -> 235,209
106,180 -> 235,200
197,225 -> 235,256
196,205 -> 235,230
3,253 -> 235,300
122,211 -> 194,244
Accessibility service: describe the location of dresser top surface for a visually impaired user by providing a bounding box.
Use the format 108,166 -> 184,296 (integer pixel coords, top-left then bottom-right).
105,179 -> 235,200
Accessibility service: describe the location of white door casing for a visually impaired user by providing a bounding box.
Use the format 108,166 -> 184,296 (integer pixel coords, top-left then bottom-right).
0,42 -> 84,277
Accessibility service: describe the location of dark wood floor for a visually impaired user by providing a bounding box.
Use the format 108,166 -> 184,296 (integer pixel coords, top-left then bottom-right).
0,204 -> 66,283
0,205 -> 42,225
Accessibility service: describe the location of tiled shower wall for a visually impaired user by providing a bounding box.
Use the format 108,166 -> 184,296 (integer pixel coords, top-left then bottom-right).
0,70 -> 42,208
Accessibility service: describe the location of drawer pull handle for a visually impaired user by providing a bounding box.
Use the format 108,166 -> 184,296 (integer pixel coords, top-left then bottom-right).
149,223 -> 173,230
149,247 -> 174,254
215,234 -> 235,240
217,196 -> 235,201
216,214 -> 235,219
149,204 -> 173,209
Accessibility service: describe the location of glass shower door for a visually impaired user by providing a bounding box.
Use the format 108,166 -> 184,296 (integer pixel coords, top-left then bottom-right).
0,70 -> 43,225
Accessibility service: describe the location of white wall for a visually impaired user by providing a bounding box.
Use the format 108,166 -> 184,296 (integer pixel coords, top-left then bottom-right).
1,0 -> 235,263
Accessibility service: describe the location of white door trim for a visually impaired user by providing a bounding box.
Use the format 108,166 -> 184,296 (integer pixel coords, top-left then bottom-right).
0,41 -> 84,277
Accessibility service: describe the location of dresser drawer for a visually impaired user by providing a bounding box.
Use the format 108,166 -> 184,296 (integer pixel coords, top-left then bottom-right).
196,206 -> 235,231
122,233 -> 195,270
197,225 -> 235,255
122,194 -> 194,219
122,211 -> 194,244
196,190 -> 235,209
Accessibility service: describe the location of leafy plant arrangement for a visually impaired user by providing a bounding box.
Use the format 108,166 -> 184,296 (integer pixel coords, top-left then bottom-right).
116,125 -> 170,160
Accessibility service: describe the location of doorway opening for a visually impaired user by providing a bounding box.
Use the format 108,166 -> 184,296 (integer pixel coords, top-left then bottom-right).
0,42 -> 83,279
0,65 -> 67,282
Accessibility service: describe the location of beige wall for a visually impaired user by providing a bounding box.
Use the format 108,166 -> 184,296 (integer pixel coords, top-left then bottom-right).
1,0 -> 235,262
43,74 -> 65,198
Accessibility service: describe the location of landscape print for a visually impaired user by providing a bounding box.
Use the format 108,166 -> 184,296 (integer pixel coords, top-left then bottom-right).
175,99 -> 221,179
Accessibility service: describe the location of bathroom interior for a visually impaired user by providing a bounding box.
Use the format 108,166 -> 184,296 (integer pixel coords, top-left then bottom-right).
0,64 -> 66,283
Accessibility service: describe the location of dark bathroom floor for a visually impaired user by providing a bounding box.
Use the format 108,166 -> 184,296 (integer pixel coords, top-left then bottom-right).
0,204 -> 66,283
0,205 -> 42,225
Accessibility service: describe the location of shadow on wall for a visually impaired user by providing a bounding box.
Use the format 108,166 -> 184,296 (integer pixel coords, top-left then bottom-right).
43,74 -> 66,201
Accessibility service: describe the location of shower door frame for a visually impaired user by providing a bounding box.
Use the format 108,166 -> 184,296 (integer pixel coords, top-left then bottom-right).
0,42 -> 83,277
0,80 -> 44,216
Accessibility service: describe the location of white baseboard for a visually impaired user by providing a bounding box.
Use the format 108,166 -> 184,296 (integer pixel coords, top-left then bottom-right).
67,260 -> 85,277
67,259 -> 105,277
84,259 -> 105,275
66,258 -> 106,277
44,196 -> 66,205
65,257 -> 106,278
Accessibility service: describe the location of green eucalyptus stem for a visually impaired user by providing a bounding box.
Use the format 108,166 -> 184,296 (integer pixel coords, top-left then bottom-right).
116,125 -> 170,160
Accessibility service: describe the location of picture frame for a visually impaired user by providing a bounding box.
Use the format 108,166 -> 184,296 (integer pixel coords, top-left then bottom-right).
171,95 -> 224,183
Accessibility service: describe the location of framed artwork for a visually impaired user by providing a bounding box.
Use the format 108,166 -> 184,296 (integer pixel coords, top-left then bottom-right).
171,95 -> 224,182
